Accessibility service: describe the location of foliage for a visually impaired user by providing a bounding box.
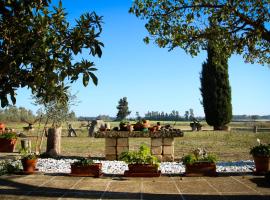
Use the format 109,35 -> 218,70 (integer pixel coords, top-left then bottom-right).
250,144 -> 270,157
0,160 -> 21,175
20,149 -> 38,160
200,38 -> 232,130
130,0 -> 270,65
182,148 -> 217,165
116,97 -> 131,121
0,132 -> 17,139
119,144 -> 160,167
72,158 -> 94,167
34,89 -> 77,127
0,0 -> 103,107
0,106 -> 36,122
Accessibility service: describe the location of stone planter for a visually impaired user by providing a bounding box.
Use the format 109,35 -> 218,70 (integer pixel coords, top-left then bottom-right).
21,159 -> 37,174
70,163 -> 102,177
0,138 -> 17,152
253,156 -> 270,175
124,164 -> 161,177
185,162 -> 217,177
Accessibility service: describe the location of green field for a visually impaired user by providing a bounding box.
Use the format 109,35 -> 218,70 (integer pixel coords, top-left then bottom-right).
3,121 -> 270,162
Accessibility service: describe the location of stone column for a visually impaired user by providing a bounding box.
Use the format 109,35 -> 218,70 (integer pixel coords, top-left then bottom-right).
105,137 -> 129,160
151,138 -> 163,161
116,138 -> 129,160
151,137 -> 175,162
105,138 -> 117,160
162,137 -> 174,161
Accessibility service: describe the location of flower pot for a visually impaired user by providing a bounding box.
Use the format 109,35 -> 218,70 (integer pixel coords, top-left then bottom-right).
0,138 -> 17,152
70,163 -> 102,177
124,164 -> 161,177
253,156 -> 270,175
185,162 -> 217,177
21,159 -> 37,174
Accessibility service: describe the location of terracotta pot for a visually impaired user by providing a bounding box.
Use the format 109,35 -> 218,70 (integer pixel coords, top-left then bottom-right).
0,138 -> 17,152
128,164 -> 158,173
253,156 -> 270,174
70,163 -> 102,177
0,123 -> 5,133
185,162 -> 217,176
124,164 -> 161,177
21,159 -> 37,173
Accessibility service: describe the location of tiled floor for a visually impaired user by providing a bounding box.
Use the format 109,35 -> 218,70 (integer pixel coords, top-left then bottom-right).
0,174 -> 269,200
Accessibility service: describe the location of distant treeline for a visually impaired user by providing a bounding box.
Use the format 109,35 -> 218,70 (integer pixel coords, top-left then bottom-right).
232,115 -> 270,121
0,106 -> 76,123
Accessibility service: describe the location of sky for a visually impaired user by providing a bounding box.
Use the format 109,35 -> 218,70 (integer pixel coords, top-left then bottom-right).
14,0 -> 270,118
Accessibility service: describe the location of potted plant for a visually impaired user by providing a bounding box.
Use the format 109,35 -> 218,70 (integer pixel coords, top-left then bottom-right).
119,144 -> 161,177
182,148 -> 217,176
250,139 -> 270,174
21,152 -> 38,174
0,132 -> 17,152
70,158 -> 102,177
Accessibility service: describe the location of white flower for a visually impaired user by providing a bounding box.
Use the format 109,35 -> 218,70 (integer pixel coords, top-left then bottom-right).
256,138 -> 261,145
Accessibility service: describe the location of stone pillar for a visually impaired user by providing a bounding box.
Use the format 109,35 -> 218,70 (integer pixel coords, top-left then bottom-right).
151,137 -> 175,162
105,137 -> 129,160
105,138 -> 117,160
162,137 -> 174,161
116,138 -> 129,159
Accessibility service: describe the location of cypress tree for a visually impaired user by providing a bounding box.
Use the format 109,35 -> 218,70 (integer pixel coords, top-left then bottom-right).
200,39 -> 232,130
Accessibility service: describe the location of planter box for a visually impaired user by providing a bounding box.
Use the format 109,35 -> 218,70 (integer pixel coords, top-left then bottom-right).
21,159 -> 38,174
124,164 -> 161,177
253,156 -> 270,175
70,163 -> 102,177
185,162 -> 217,177
0,138 -> 17,152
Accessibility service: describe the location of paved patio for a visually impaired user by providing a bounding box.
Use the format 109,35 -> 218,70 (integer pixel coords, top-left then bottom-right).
0,173 -> 269,200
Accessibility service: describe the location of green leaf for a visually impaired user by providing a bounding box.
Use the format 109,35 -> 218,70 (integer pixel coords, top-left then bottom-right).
89,72 -> 98,86
83,72 -> 89,87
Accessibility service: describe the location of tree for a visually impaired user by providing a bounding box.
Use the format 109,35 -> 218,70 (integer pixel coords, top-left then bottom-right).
0,0 -> 103,107
130,0 -> 270,65
116,97 -> 131,121
189,108 -> 194,120
184,111 -> 189,121
200,38 -> 232,130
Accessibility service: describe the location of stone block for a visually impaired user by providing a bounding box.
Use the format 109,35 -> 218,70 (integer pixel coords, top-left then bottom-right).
117,146 -> 129,155
105,154 -> 117,161
163,138 -> 174,146
105,138 -> 117,147
151,146 -> 162,155
163,145 -> 174,155
151,138 -> 163,147
105,146 -> 116,155
117,138 -> 129,147
152,154 -> 163,162
163,154 -> 174,162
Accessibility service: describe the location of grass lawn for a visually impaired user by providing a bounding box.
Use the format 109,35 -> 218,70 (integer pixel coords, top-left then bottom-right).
3,121 -> 270,162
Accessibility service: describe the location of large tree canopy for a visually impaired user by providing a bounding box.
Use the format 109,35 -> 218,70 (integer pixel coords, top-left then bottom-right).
130,0 -> 270,65
0,0 -> 103,107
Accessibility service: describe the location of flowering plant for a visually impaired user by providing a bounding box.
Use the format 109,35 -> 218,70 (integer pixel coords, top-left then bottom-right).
250,139 -> 270,157
182,148 -> 217,165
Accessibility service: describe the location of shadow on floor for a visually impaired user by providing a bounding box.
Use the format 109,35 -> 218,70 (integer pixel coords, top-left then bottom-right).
0,177 -> 270,200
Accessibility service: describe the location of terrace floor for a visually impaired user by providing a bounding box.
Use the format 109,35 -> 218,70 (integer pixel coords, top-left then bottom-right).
0,173 -> 269,200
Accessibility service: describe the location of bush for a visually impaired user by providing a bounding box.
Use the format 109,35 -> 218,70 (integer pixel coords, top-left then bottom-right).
250,144 -> 270,157
182,148 -> 217,165
72,158 -> 94,167
119,144 -> 160,167
0,132 -> 17,139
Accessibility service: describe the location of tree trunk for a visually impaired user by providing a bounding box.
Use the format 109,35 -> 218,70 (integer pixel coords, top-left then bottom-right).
46,127 -> 62,157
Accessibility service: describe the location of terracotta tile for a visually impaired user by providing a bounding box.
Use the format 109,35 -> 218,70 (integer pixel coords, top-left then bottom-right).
175,179 -> 218,194
206,177 -> 257,194
143,181 -> 179,194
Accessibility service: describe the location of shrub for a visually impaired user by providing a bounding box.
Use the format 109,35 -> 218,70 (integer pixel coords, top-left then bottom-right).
72,158 -> 94,167
119,144 -> 160,167
250,144 -> 270,157
0,132 -> 17,139
182,148 -> 217,165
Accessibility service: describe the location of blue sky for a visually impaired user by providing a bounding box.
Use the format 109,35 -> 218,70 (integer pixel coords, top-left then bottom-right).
15,0 -> 270,117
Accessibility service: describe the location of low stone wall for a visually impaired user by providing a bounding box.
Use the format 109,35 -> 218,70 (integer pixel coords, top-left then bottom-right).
96,131 -> 183,162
